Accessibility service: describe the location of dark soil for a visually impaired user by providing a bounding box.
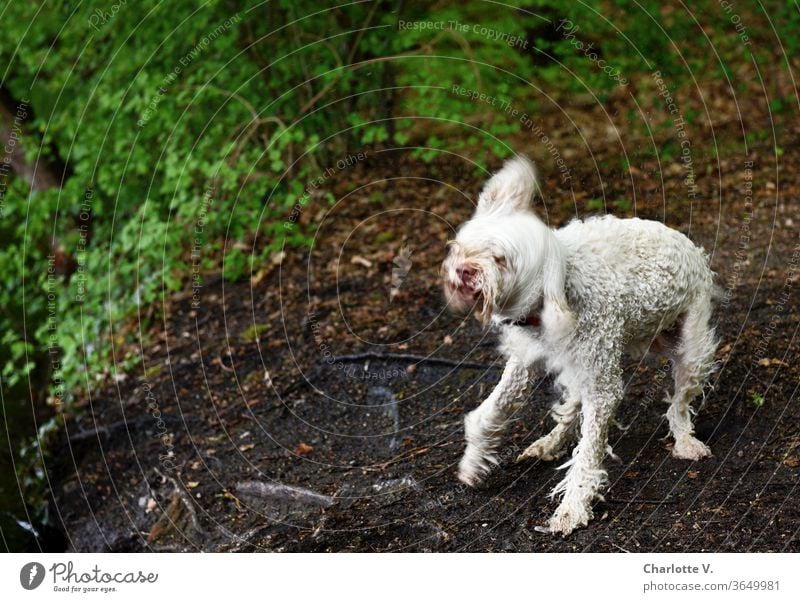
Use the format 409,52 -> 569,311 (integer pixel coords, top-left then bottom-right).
46,77 -> 799,552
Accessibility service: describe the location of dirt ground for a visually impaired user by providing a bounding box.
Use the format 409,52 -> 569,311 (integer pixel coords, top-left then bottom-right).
45,77 -> 799,552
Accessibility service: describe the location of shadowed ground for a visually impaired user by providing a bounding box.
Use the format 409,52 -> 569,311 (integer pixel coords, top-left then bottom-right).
48,133 -> 800,551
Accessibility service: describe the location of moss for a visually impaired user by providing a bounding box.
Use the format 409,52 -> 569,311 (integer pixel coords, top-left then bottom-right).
240,323 -> 271,343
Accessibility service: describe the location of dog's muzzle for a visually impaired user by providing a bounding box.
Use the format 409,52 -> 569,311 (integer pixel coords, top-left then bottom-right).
443,262 -> 483,314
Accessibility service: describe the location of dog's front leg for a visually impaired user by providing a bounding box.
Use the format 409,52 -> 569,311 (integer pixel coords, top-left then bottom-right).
548,380 -> 621,535
458,358 -> 530,487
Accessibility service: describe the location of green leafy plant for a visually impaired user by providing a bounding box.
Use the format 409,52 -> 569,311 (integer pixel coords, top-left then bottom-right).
0,0 -> 790,433
586,198 -> 605,212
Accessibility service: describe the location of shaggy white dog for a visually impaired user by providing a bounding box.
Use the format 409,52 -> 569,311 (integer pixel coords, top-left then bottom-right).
441,155 -> 718,535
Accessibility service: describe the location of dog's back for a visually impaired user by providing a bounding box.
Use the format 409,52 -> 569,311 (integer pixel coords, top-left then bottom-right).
555,215 -> 714,336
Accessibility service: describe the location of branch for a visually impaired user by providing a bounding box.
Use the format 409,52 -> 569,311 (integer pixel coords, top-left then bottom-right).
332,351 -> 499,371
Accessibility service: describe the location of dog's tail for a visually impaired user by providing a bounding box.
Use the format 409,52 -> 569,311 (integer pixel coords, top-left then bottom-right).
477,154 -> 539,215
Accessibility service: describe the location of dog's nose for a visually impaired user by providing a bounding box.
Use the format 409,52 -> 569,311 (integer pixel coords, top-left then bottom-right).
456,265 -> 476,284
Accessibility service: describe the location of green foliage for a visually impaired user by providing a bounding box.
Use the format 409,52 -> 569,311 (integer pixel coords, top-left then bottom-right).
0,0 -> 792,413
614,198 -> 633,212
586,198 -> 605,212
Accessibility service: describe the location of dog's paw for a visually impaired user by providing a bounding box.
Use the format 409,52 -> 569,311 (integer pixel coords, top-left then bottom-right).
457,446 -> 497,487
672,436 -> 712,461
548,500 -> 593,536
516,437 -> 562,463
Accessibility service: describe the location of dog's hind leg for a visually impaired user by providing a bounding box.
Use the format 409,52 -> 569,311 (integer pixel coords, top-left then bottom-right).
516,392 -> 580,463
666,296 -> 717,460
458,358 -> 530,487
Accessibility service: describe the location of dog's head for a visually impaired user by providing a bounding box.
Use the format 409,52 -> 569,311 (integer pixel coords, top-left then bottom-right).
441,156 -> 571,328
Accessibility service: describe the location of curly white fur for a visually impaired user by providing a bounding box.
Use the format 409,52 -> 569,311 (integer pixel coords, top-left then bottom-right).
442,155 -> 718,535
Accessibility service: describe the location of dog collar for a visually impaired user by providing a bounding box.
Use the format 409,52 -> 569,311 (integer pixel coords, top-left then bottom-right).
499,313 -> 541,328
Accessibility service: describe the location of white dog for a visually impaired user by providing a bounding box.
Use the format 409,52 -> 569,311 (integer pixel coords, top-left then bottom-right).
441,156 -> 718,535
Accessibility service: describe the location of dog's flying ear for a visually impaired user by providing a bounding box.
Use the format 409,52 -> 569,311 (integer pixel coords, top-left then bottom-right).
477,155 -> 538,215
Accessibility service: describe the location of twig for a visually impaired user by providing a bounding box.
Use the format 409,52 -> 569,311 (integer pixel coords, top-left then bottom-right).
611,542 -> 631,553
68,415 -> 190,443
235,481 -> 334,508
68,425 -> 113,442
333,351 -> 498,371
279,377 -> 312,397
605,497 -> 675,505
215,355 -> 235,372
376,446 -> 431,470
150,544 -> 183,552
362,441 -> 455,471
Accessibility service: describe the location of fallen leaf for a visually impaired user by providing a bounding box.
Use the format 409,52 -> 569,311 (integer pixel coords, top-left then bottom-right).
186,481 -> 200,489
147,493 -> 183,543
783,456 -> 800,468
251,267 -> 268,286
687,470 -> 699,479
757,358 -> 787,367
295,442 -> 313,455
